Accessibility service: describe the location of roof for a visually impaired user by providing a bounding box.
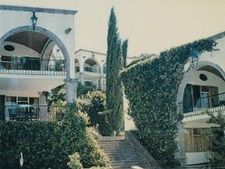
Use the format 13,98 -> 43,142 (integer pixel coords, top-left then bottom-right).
208,31 -> 225,41
6,31 -> 50,54
0,5 -> 77,15
75,49 -> 106,56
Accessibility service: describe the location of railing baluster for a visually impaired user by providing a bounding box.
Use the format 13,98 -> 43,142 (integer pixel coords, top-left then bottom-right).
0,56 -> 66,76
178,91 -> 225,115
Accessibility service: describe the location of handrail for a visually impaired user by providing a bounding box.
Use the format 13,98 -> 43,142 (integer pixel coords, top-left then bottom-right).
0,56 -> 65,72
84,66 -> 99,73
178,92 -> 225,113
125,131 -> 161,169
0,56 -> 66,75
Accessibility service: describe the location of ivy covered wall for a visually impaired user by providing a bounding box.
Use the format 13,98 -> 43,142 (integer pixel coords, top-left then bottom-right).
121,39 -> 216,166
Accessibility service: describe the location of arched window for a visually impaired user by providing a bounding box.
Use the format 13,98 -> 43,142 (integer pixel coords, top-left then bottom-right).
84,59 -> 100,73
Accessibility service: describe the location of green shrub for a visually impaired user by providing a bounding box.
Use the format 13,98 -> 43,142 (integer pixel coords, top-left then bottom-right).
0,104 -> 109,169
48,82 -> 96,121
0,121 -> 64,169
77,91 -> 113,136
49,100 -> 67,121
77,82 -> 95,97
68,153 -> 83,169
61,104 -> 109,167
208,112 -> 225,167
121,39 -> 216,167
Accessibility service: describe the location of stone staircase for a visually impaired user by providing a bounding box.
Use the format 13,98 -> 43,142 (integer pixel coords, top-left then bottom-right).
97,132 -> 160,169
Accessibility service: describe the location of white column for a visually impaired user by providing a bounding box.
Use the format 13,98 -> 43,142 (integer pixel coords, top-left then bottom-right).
100,76 -> 104,91
5,107 -> 10,121
175,123 -> 187,166
65,78 -> 77,103
38,92 -> 48,121
69,57 -> 75,79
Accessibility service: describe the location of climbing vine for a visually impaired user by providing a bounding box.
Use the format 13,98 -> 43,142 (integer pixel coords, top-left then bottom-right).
121,39 -> 216,167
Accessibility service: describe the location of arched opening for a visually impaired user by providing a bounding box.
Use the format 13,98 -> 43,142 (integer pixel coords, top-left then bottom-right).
0,26 -> 72,121
75,59 -> 80,73
84,58 -> 100,73
178,63 -> 225,114
0,27 -> 68,74
103,63 -> 106,74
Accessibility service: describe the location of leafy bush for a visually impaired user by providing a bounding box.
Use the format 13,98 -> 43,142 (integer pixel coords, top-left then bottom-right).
208,112 -> 225,167
49,100 -> 67,121
77,82 -> 95,97
0,121 -> 63,169
77,91 -> 113,136
48,82 -> 95,121
0,104 -> 109,169
68,153 -> 83,169
121,39 -> 216,167
60,104 -> 109,167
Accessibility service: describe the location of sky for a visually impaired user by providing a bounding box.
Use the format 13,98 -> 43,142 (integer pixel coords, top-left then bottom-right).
2,0 -> 225,57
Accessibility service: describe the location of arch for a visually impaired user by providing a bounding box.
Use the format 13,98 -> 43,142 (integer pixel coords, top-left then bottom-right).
0,25 -> 70,77
83,58 -> 101,73
75,58 -> 80,72
177,61 -> 225,111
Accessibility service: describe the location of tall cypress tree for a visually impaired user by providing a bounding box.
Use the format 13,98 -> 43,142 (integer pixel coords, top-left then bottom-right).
122,40 -> 128,67
106,8 -> 126,134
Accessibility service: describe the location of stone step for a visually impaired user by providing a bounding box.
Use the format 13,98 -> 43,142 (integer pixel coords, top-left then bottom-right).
98,136 -> 150,169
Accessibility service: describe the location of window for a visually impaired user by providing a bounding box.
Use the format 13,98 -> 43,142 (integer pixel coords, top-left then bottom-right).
183,84 -> 219,112
184,128 -> 211,152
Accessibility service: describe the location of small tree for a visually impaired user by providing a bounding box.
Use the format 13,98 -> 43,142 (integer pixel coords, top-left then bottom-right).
122,40 -> 128,67
208,112 -> 225,167
77,91 -> 113,136
106,8 -> 128,135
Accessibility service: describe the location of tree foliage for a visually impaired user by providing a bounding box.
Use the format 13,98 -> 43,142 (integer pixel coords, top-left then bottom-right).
77,91 -> 113,136
208,112 -> 225,167
106,8 -> 128,134
48,82 -> 95,121
121,39 -> 216,167
122,39 -> 128,67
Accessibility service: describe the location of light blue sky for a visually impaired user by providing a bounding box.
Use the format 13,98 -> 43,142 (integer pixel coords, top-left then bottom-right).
2,0 -> 225,57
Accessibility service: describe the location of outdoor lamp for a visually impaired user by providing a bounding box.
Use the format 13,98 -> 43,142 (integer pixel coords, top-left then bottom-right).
31,11 -> 38,31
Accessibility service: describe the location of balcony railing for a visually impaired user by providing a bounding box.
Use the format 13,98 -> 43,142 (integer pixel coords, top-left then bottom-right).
0,56 -> 66,76
0,104 -> 48,121
178,92 -> 225,114
84,66 -> 99,73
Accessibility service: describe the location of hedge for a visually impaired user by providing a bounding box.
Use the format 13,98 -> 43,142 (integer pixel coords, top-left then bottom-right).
121,39 -> 216,167
0,105 -> 108,169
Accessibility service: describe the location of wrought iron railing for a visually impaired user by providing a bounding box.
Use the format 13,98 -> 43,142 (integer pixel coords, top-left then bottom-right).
178,92 -> 225,114
0,56 -> 66,75
84,66 -> 99,73
0,104 -> 48,121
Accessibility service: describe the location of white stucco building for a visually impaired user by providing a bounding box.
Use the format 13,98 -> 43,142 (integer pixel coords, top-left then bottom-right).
74,49 -> 106,91
0,5 -> 77,121
177,31 -> 225,166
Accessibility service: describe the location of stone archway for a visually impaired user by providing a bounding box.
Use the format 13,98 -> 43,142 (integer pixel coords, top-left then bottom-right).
0,25 -> 71,78
0,25 -> 76,103
177,61 -> 225,107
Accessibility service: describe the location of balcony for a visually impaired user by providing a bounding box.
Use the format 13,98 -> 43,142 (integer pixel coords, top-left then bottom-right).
178,92 -> 225,117
0,104 -> 49,121
84,66 -> 99,73
0,56 -> 66,76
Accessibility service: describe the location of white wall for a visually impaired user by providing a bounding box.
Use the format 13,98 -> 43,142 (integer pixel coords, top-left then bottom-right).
74,50 -> 106,74
186,152 -> 210,165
